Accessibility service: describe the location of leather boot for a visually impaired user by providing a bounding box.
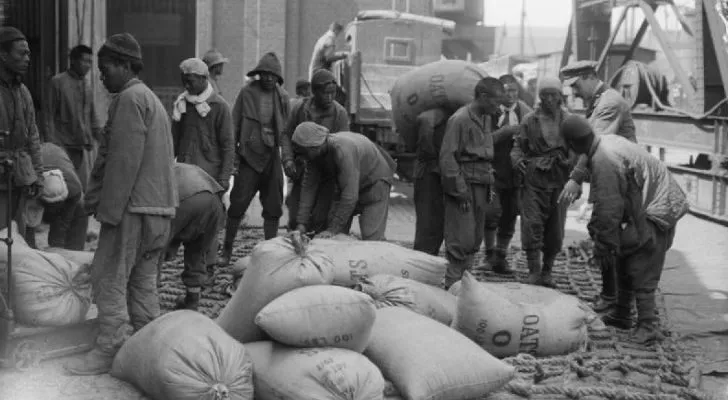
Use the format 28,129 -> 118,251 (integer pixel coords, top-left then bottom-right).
263,218 -> 279,240
541,255 -> 557,288
526,250 -> 542,285
64,348 -> 115,376
218,217 -> 240,266
629,321 -> 664,345
175,289 -> 201,311
602,298 -> 633,330
491,249 -> 513,274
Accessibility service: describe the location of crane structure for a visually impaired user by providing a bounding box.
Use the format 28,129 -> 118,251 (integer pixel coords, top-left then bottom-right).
564,0 -> 728,224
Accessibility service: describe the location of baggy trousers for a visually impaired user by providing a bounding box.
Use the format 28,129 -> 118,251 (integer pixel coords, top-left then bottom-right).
616,220 -> 675,324
45,192 -> 86,250
92,212 -> 171,355
484,187 -> 519,242
520,184 -> 568,260
228,153 -> 283,223
413,169 -> 444,256
170,192 -> 225,288
339,180 -> 391,241
444,183 -> 488,281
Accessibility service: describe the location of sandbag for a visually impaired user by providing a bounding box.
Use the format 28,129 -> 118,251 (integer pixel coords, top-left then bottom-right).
40,168 -> 69,203
312,236 -> 447,287
390,60 -> 488,150
357,274 -> 455,325
217,232 -> 335,343
44,248 -> 94,270
255,285 -> 376,352
112,310 -> 254,400
452,272 -> 592,358
246,341 -> 385,400
1,233 -> 91,326
449,280 -> 565,304
365,307 -> 514,400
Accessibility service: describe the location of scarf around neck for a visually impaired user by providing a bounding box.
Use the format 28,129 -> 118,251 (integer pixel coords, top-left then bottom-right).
172,82 -> 214,121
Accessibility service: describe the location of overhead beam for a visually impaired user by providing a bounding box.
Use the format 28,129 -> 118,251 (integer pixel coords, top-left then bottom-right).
596,5 -> 630,73
619,19 -> 650,67
637,0 -> 697,100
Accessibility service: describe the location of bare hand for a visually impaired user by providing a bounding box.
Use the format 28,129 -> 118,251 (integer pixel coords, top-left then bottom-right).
283,160 -> 297,178
558,179 -> 582,205
458,199 -> 471,213
317,230 -> 336,239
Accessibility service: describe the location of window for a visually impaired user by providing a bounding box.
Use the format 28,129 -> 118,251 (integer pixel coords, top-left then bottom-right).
392,0 -> 410,12
384,37 -> 415,64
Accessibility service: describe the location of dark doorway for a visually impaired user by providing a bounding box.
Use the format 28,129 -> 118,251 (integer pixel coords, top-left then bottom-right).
107,0 -> 196,113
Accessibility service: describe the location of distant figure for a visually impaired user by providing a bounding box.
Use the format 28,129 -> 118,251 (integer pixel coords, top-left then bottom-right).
295,79 -> 311,98
202,48 -> 230,97
308,22 -> 348,80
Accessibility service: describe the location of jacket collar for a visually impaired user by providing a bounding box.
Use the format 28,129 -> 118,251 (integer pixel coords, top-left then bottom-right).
0,65 -> 21,86
119,78 -> 142,93
585,82 -> 608,118
467,105 -> 487,131
66,68 -> 86,80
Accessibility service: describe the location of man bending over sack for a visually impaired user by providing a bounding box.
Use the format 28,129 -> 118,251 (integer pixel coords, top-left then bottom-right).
439,77 -> 505,289
561,114 -> 688,344
168,162 -> 225,311
292,121 -> 395,240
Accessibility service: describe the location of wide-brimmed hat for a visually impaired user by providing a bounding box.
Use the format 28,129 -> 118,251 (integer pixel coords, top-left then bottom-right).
202,49 -> 229,67
246,52 -> 283,85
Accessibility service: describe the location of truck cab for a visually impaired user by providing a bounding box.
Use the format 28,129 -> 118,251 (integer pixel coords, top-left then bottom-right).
333,10 -> 454,180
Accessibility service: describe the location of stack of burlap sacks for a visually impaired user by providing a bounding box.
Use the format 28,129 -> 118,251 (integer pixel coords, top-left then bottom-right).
112,231 -> 597,400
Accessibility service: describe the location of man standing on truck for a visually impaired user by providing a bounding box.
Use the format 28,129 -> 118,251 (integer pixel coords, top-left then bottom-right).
561,114 -> 688,343
65,32 -> 177,375
413,108 -> 451,256
511,77 -> 575,288
292,121 -> 395,241
558,60 -> 637,312
0,27 -> 45,233
482,74 -> 533,273
309,22 -> 349,80
282,69 -> 349,233
218,52 -> 289,266
439,77 -> 505,289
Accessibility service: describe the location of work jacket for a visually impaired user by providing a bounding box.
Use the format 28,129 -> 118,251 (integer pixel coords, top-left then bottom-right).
172,92 -> 235,185
492,100 -> 532,189
586,135 -> 688,255
87,79 -> 178,225
175,162 -> 224,203
45,70 -> 101,149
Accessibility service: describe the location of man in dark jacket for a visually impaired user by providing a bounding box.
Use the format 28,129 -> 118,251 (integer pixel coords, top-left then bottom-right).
561,114 -> 688,344
169,162 -> 225,311
483,74 -> 533,272
413,108 -> 451,256
65,32 -> 178,376
172,58 -> 235,192
292,122 -> 395,240
439,77 -> 504,288
219,52 -> 289,266
0,27 -> 44,233
281,69 -> 349,232
511,77 -> 574,287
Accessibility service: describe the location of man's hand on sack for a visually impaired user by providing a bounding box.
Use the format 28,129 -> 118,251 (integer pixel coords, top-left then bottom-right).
558,179 -> 582,205
25,177 -> 44,198
283,160 -> 297,179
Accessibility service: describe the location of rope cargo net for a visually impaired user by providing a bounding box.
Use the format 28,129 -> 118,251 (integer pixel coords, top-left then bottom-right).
157,228 -> 716,400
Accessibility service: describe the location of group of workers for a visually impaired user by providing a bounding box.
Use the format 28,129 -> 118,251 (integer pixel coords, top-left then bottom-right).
412,62 -> 688,345
0,17 -> 689,376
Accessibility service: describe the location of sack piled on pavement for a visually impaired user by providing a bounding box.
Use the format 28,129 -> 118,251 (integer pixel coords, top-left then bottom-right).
255,285 -> 377,352
0,224 -> 91,326
45,248 -> 94,270
217,232 -> 335,343
357,274 -> 456,325
311,235 -> 448,287
390,60 -> 488,150
112,310 -> 254,400
365,307 -> 514,400
246,341 -> 385,400
452,272 -> 593,358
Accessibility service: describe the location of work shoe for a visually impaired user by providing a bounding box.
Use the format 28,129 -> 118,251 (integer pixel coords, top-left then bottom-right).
629,322 -> 664,345
601,310 -> 633,330
490,249 -> 514,275
593,296 -> 616,313
540,272 -> 556,288
175,291 -> 201,311
217,244 -> 233,267
64,348 -> 114,376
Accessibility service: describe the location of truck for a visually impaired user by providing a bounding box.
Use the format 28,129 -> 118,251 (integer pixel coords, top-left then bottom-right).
332,10 -> 456,181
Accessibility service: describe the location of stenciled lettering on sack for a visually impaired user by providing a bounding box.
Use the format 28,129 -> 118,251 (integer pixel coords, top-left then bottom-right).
474,319 -> 488,345
429,74 -> 447,105
349,259 -> 368,281
400,269 -> 410,278
302,337 -> 329,347
492,330 -> 512,347
518,314 -> 540,355
406,93 -> 419,106
333,333 -> 353,343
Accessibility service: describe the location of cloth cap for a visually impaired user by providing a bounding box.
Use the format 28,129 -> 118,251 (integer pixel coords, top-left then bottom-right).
0,27 -> 26,45
295,79 -> 311,90
180,58 -> 209,76
560,60 -> 598,86
247,52 -> 283,85
292,122 -> 330,148
311,69 -> 336,88
538,77 -> 563,94
202,49 -> 229,67
561,114 -> 594,141
101,32 -> 142,61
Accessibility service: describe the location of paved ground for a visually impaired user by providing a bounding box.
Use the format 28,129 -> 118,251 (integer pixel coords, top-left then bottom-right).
1,179 -> 726,399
